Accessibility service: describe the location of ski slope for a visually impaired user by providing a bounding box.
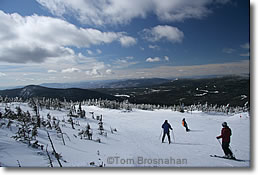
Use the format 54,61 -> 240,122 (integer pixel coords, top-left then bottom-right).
0,102 -> 250,167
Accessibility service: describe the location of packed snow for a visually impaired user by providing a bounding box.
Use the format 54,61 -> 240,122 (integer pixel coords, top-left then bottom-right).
114,95 -> 130,98
0,102 -> 250,167
196,89 -> 219,95
195,93 -> 207,97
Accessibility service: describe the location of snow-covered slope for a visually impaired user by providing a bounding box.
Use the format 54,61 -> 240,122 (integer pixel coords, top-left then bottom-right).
0,102 -> 250,167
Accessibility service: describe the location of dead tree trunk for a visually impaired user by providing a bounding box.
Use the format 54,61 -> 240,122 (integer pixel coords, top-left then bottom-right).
47,132 -> 62,167
46,144 -> 53,167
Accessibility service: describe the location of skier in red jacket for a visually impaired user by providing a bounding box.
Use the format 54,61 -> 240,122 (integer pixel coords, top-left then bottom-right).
216,122 -> 234,159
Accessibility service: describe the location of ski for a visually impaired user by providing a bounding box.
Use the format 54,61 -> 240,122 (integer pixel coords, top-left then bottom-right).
210,155 -> 246,162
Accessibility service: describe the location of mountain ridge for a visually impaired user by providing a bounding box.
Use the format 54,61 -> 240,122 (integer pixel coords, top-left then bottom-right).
0,85 -> 120,101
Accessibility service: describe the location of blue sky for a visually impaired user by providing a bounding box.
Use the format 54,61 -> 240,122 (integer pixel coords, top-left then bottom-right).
0,0 -> 250,87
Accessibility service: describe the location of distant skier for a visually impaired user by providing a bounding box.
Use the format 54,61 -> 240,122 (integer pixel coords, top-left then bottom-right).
161,120 -> 173,144
216,122 -> 235,159
182,118 -> 190,132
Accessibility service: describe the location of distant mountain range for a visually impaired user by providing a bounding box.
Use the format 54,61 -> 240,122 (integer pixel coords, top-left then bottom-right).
0,75 -> 249,90
94,76 -> 250,107
0,85 -> 120,101
40,79 -> 118,89
40,78 -> 170,89
0,76 -> 250,106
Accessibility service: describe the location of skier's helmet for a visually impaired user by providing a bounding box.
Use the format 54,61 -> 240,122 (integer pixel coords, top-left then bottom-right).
222,122 -> 227,127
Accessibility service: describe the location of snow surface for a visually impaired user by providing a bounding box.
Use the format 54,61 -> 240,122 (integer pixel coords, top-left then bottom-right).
114,95 -> 130,98
195,93 -> 207,97
0,102 -> 250,167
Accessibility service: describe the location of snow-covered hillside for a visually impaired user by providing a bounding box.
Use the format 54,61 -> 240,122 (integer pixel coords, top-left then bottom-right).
0,102 -> 250,167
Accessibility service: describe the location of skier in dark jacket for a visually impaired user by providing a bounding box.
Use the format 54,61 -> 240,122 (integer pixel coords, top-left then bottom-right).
216,122 -> 234,159
162,120 -> 173,144
182,118 -> 190,132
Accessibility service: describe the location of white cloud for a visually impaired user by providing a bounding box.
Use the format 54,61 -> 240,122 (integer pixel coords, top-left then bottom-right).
0,72 -> 6,77
106,69 -> 114,74
240,52 -> 250,57
241,43 -> 250,49
86,49 -> 102,55
96,49 -> 102,54
85,68 -> 101,76
113,57 -> 138,69
119,36 -> 137,47
36,0 -> 230,26
240,43 -> 250,57
63,76 -> 71,79
164,56 -> 169,61
146,57 -> 161,62
61,67 -> 81,73
111,60 -> 249,80
142,25 -> 184,43
0,10 -> 136,64
87,50 -> 93,55
126,56 -> 134,60
0,55 -> 108,86
148,44 -> 160,49
84,63 -> 106,77
48,70 -> 57,73
223,48 -> 235,54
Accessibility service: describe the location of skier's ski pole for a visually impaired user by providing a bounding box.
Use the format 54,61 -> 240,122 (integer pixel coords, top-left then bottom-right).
216,138 -> 224,155
171,129 -> 176,143
217,138 -> 222,146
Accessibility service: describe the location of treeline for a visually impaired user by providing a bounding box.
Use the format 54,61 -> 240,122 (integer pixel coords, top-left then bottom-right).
0,96 -> 249,115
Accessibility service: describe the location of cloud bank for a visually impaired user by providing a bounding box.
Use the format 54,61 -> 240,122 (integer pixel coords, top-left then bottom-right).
36,0 -> 230,26
146,57 -> 161,62
0,10 -> 136,64
142,25 -> 184,43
